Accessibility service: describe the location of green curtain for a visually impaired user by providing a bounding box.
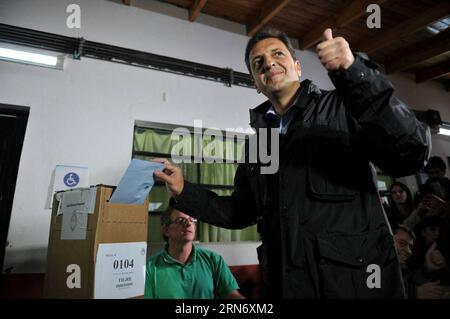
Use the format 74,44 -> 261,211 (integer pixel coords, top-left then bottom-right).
134,127 -> 173,154
148,214 -> 164,243
197,164 -> 258,242
134,127 -> 259,243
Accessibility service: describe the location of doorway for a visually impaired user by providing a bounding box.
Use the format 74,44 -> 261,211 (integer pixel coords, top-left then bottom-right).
0,104 -> 29,272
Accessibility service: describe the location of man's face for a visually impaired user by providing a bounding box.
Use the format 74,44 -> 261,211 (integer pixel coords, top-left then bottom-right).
163,210 -> 197,244
394,230 -> 414,264
249,38 -> 301,96
426,168 -> 445,179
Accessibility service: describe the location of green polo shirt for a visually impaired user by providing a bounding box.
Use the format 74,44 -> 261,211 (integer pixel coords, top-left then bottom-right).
144,244 -> 239,299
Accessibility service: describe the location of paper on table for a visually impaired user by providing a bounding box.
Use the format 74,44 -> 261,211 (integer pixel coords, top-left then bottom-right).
109,159 -> 165,204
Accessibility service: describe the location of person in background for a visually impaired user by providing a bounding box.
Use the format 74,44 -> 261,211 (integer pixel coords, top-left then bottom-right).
412,156 -> 447,210
385,182 -> 416,227
407,216 -> 449,275
424,156 -> 447,179
393,224 -> 444,299
410,216 -> 450,297
404,177 -> 450,230
144,202 -> 244,299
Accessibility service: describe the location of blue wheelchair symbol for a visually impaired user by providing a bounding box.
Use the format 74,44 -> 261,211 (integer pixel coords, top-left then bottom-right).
64,172 -> 80,187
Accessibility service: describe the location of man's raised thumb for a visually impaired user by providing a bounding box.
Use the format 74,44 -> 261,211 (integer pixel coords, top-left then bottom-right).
323,28 -> 333,41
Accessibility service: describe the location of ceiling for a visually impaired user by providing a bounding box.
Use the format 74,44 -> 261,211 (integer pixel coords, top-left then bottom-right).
121,0 -> 450,92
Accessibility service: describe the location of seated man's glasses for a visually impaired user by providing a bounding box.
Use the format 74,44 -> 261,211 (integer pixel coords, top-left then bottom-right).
169,217 -> 198,227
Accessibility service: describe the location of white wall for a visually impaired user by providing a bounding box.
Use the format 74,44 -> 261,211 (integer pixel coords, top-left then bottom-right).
1,0 -> 449,273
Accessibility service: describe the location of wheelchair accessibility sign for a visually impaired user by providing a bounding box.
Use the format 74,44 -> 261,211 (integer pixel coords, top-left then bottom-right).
64,172 -> 80,187
46,165 -> 89,209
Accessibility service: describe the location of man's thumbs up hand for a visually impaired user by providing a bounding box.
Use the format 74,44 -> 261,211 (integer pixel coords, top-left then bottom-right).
323,28 -> 333,41
426,242 -> 447,271
316,28 -> 355,71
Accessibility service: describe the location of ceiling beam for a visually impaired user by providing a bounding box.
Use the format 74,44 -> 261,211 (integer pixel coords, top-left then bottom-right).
415,60 -> 450,83
385,28 -> 450,74
189,0 -> 207,22
298,0 -> 387,50
246,0 -> 290,37
122,0 -> 131,5
356,2 -> 450,54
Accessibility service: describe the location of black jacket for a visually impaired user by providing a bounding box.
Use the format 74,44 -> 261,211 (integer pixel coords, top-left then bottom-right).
173,54 -> 431,298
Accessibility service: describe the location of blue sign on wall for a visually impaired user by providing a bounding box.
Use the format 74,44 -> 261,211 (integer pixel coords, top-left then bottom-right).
63,172 -> 80,187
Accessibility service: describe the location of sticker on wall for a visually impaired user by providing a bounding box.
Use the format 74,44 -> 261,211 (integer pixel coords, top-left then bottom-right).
46,165 -> 89,209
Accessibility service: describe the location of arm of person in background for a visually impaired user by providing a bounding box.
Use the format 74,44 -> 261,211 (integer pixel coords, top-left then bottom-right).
317,29 -> 431,177
225,290 -> 246,299
425,242 -> 447,272
416,281 -> 443,299
403,204 -> 426,230
413,242 -> 447,299
405,194 -> 450,230
211,251 -> 246,299
421,194 -> 450,218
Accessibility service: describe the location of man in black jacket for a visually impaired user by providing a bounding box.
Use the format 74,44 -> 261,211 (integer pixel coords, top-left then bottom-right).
154,27 -> 430,298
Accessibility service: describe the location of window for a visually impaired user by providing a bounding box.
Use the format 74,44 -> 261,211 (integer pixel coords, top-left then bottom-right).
374,165 -> 394,206
133,121 -> 259,243
438,122 -> 450,137
377,172 -> 393,206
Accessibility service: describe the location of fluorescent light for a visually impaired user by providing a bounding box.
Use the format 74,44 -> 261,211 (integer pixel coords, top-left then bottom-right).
438,127 -> 450,136
425,26 -> 440,35
0,47 -> 57,66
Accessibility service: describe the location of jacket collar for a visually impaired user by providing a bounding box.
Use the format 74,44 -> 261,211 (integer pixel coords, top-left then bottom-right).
249,79 -> 320,129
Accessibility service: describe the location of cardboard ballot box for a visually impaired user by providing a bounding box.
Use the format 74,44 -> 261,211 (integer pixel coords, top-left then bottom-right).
44,185 -> 148,299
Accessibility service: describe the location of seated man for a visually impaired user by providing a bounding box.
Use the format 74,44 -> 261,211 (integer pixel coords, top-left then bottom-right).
144,202 -> 244,299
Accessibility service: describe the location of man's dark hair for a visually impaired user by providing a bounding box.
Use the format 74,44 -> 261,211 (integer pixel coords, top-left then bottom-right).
244,26 -> 297,74
393,224 -> 416,241
425,156 -> 447,173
